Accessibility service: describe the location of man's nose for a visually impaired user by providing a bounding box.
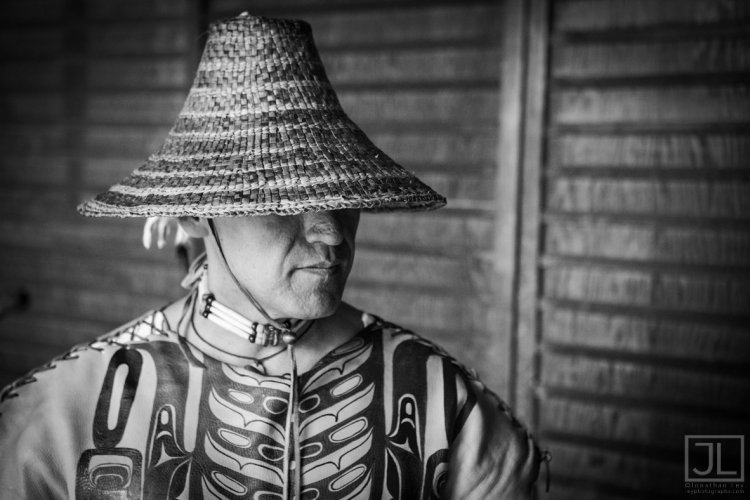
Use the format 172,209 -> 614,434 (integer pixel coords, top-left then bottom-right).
303,211 -> 345,247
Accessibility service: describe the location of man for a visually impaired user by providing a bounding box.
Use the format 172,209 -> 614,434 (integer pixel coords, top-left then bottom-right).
0,13 -> 542,499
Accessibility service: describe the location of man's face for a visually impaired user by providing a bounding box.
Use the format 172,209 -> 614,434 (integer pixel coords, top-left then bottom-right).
209,209 -> 360,320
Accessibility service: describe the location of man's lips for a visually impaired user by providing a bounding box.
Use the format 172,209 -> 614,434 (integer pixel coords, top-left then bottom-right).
299,261 -> 342,270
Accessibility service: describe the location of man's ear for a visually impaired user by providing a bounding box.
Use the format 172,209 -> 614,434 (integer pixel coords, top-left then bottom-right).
178,217 -> 211,238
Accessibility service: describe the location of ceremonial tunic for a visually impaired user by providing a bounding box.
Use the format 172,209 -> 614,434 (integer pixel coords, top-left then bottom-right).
0,310 -> 539,499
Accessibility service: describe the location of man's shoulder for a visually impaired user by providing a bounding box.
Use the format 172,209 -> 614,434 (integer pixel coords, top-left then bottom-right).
363,313 -> 479,381
93,308 -> 178,347
0,309 -> 177,416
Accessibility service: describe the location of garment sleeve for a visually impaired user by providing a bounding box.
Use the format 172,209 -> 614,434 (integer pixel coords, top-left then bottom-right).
0,375 -> 74,499
0,344 -> 115,499
445,379 -> 541,500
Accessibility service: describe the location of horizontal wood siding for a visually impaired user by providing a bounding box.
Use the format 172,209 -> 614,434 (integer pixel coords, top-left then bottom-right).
0,1 -> 195,388
538,1 -> 750,498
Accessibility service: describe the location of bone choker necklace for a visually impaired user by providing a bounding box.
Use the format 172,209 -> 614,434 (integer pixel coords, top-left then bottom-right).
198,275 -> 305,346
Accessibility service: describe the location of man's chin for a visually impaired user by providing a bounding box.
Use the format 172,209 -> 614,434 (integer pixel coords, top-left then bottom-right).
293,289 -> 344,320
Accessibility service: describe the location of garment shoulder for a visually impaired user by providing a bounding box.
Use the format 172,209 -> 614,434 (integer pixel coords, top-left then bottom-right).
369,317 -> 488,434
370,315 -> 483,393
368,315 -> 542,498
0,309 -> 174,411
0,309 -> 176,425
371,316 -> 473,368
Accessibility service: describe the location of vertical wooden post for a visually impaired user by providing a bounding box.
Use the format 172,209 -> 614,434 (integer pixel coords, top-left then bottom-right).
494,0 -> 529,407
514,0 -> 550,426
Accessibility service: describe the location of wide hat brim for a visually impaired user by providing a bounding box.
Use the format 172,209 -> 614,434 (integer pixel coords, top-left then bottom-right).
78,15 -> 446,218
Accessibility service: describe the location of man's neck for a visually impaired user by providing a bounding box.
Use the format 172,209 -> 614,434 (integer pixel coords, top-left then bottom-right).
163,297 -> 364,376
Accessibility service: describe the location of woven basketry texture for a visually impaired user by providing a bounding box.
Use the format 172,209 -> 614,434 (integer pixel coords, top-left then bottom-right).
78,14 -> 446,217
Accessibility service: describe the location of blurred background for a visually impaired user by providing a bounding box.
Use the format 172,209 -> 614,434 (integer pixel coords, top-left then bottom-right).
1,0 -> 749,498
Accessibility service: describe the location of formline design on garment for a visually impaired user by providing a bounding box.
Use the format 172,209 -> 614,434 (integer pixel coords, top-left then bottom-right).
71,312 -> 467,499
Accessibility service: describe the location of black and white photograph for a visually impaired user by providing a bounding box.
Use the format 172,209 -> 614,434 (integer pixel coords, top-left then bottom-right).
0,1 -> 748,498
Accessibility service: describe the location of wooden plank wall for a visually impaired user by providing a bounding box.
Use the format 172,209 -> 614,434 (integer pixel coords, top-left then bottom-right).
534,0 -> 750,498
0,0 -> 196,387
207,0 -> 511,393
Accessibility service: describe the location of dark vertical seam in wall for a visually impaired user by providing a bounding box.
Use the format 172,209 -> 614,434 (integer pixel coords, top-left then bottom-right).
530,0 -> 553,435
515,0 -> 552,431
64,0 -> 86,215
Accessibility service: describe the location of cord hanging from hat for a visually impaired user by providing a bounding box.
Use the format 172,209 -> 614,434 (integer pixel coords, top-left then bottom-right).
206,219 -> 302,345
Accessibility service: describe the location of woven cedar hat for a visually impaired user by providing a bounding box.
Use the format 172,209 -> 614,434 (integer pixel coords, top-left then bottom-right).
78,13 -> 446,217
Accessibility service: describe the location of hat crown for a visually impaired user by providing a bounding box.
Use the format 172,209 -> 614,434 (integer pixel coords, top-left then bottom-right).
196,15 -> 331,95
180,15 -> 340,127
